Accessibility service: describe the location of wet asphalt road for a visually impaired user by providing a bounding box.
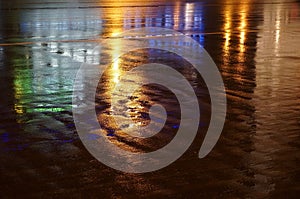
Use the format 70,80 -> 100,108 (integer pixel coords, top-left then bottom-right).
0,0 -> 300,198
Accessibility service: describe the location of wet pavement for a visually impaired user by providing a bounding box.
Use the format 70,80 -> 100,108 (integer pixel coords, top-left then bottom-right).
0,0 -> 300,198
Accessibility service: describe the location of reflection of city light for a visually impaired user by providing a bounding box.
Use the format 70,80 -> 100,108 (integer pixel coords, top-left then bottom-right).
112,58 -> 121,84
275,20 -> 280,45
110,23 -> 123,37
237,2 -> 249,66
223,1 -> 233,64
275,7 -> 282,53
173,1 -> 181,29
223,0 -> 249,72
239,4 -> 248,54
109,6 -> 123,83
240,31 -> 246,52
109,2 -> 123,37
184,3 -> 194,29
260,3 -> 283,56
14,104 -> 24,114
111,31 -> 121,37
104,4 -> 125,86
13,47 -> 72,116
13,57 -> 32,116
256,1 -> 300,100
110,39 -> 122,85
223,3 -> 232,53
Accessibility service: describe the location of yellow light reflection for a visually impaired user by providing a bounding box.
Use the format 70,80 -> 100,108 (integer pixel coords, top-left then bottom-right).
107,38 -> 122,114
239,3 -> 249,54
109,37 -> 122,86
223,0 -> 250,73
275,20 -> 280,44
237,1 -> 249,67
173,1 -> 181,29
223,1 -> 233,64
112,58 -> 121,84
14,104 -> 24,114
108,2 -> 123,37
111,31 -> 121,37
274,7 -> 282,55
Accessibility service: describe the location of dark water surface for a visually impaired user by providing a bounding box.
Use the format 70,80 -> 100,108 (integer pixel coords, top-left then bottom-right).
0,0 -> 300,198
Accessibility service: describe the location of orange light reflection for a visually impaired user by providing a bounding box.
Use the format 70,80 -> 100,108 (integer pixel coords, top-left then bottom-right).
223,2 -> 232,63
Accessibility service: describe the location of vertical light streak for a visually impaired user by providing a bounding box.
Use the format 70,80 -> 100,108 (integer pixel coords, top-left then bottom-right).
184,3 -> 195,30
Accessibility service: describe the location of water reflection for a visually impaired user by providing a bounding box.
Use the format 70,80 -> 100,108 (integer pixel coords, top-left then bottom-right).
221,0 -> 255,81
238,1 -> 249,56
253,2 -> 300,195
184,3 -> 195,30
223,1 -> 233,65
11,44 -> 75,117
223,2 -> 232,53
0,0 -> 299,197
19,9 -> 103,41
173,1 -> 181,30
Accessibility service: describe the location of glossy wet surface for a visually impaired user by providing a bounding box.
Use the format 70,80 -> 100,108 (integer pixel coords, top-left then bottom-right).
0,0 -> 300,198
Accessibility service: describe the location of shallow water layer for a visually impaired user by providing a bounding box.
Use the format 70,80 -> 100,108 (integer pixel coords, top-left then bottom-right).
0,0 -> 300,198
